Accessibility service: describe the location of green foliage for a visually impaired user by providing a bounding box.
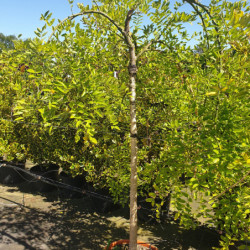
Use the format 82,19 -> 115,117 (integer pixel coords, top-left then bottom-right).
0,0 -> 249,248
0,33 -> 18,52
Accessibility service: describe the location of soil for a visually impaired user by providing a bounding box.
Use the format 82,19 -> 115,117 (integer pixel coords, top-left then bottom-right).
0,182 -> 223,250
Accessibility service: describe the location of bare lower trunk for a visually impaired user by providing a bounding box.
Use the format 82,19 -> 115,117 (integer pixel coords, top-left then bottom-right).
125,9 -> 138,249
129,72 -> 138,250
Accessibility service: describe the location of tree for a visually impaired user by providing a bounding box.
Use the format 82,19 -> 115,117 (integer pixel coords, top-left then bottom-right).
0,0 -> 249,249
0,33 -> 17,52
44,1 -> 198,248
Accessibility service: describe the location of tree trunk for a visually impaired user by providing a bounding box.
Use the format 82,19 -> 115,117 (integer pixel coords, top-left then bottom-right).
128,46 -> 138,250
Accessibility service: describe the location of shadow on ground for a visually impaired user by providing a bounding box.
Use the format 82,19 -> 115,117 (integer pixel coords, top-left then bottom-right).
0,195 -> 129,250
0,183 -> 224,250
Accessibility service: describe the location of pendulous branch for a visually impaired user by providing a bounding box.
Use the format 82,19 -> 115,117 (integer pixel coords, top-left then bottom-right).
47,10 -> 126,42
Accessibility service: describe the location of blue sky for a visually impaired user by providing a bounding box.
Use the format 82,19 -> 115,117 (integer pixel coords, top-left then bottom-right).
0,0 -> 204,47
0,0 -> 237,43
0,0 -> 91,39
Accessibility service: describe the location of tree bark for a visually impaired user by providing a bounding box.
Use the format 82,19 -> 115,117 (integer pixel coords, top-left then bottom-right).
128,45 -> 138,250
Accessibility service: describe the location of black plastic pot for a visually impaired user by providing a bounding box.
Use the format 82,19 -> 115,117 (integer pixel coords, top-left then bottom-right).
137,193 -> 171,222
58,171 -> 85,198
87,185 -> 121,213
28,163 -> 59,192
0,163 -> 25,185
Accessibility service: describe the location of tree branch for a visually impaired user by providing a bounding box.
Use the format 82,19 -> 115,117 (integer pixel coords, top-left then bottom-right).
184,0 -> 209,12
184,0 -> 216,26
137,35 -> 162,59
125,9 -> 135,34
187,1 -> 210,49
211,171 -> 250,201
124,7 -> 138,48
47,10 -> 126,42
184,0 -> 221,49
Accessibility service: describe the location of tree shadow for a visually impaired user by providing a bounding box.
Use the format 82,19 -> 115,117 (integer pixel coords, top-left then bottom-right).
0,180 -> 225,250
0,195 -> 129,249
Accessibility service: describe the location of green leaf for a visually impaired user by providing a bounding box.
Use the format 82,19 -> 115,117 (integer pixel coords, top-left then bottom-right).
76,120 -> 82,128
146,198 -> 154,203
56,87 -> 68,94
174,213 -> 180,220
89,136 -> 97,145
75,134 -> 80,143
205,92 -> 217,96
213,158 -> 220,164
38,108 -> 45,115
44,10 -> 50,17
27,69 -> 37,74
149,192 -> 156,198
